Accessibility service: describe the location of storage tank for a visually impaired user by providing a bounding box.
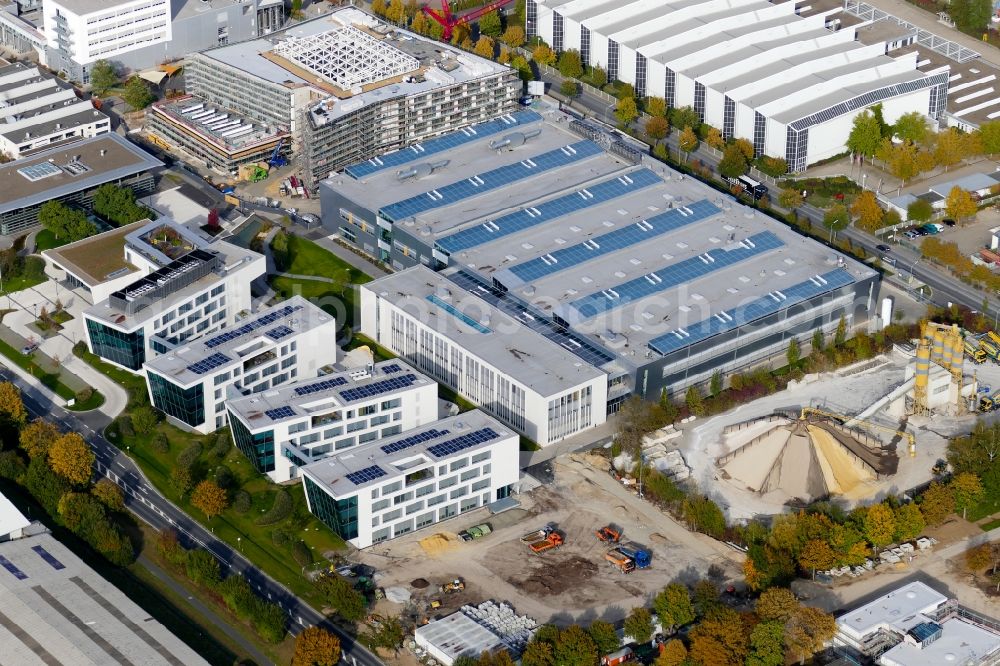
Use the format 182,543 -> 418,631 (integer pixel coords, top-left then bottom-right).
950,334 -> 965,373
931,329 -> 945,365
914,342 -> 931,412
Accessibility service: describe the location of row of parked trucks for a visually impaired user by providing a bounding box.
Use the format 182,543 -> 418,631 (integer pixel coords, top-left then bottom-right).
596,524 -> 652,574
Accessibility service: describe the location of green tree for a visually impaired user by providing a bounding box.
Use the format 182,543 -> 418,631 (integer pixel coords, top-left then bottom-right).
718,144 -> 748,179
557,49 -> 584,78
532,44 -> 557,66
614,96 -> 638,127
709,370 -> 723,396
669,106 -> 700,135
290,0 -> 302,17
678,126 -> 699,160
92,183 -> 152,226
779,188 -> 804,209
89,59 -> 119,96
980,119 -> 1000,156
131,404 -> 159,434
624,607 -> 654,643
907,198 -> 933,223
521,641 -> 554,666
834,315 -> 847,348
893,111 -> 929,145
811,329 -> 825,355
823,204 -> 850,242
510,55 -> 532,81
478,10 -> 502,37
553,625 -> 598,666
951,472 -> 985,519
746,620 -> 784,666
847,110 -> 882,159
92,477 -> 124,511
500,25 -> 526,48
945,186 -> 978,223
756,587 -> 799,622
587,620 -> 619,656
787,337 -> 800,367
122,77 -> 154,110
684,496 -> 725,537
645,115 -> 669,143
316,574 -> 367,621
588,65 -> 607,88
186,549 -> 221,587
560,79 -> 578,99
685,385 -> 704,416
935,128 -> 967,171
654,583 -> 695,629
37,201 -> 96,241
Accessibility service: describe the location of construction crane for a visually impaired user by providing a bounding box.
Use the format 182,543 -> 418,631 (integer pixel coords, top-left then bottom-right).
422,0 -> 514,41
799,407 -> 916,457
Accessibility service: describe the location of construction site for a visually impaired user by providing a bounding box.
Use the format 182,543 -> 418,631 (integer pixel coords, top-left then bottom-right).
687,322 -> 997,520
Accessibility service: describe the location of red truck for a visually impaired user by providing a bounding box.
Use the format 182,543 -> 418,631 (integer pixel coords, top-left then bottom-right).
521,526 -> 564,554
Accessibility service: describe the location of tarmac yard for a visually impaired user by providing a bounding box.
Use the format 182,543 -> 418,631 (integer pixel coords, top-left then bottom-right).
357,454 -> 742,624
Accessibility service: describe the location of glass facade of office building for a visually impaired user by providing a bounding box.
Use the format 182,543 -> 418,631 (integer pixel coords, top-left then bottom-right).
303,477 -> 358,540
147,372 -> 205,428
229,414 -> 276,474
86,319 -> 145,370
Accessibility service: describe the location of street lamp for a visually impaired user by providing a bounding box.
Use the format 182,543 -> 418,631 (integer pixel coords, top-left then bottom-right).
237,536 -> 242,552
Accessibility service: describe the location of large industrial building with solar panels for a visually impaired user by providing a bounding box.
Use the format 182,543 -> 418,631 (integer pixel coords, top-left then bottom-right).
300,410 -> 519,548
143,296 -> 338,433
226,359 -> 439,483
326,109 -> 880,446
525,0 -> 950,172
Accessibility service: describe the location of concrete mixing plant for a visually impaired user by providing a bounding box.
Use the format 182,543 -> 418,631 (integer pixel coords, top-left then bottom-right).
912,322 -> 966,416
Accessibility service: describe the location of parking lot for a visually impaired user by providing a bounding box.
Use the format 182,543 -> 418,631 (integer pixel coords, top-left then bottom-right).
357,453 -> 743,625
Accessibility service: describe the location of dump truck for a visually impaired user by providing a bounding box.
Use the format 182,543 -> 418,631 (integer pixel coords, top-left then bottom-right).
522,527 -> 563,554
989,331 -> 1000,348
440,578 -> 465,593
459,523 -> 492,541
618,543 -> 652,569
980,389 -> 1000,412
596,525 -> 622,544
981,339 -> 1000,362
965,340 -> 987,364
601,646 -> 634,666
605,549 -> 636,574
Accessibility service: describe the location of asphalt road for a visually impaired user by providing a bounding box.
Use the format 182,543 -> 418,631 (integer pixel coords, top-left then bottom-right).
2,368 -> 383,666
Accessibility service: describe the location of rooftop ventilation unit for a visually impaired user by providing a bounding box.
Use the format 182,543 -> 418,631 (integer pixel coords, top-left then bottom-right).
396,159 -> 449,181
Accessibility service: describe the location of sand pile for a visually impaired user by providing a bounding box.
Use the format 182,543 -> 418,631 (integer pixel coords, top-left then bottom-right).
419,533 -> 458,556
721,417 -> 877,502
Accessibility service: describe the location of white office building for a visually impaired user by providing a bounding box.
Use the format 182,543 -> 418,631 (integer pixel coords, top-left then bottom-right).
834,581 -> 1000,666
143,296 -> 338,433
43,0 -> 172,69
0,62 -> 111,158
80,218 -> 264,372
227,359 -> 439,482
528,0 -> 949,171
301,410 -> 519,548
360,265 -> 608,448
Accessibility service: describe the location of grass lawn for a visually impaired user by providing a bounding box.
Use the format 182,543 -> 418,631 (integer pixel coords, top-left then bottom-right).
34,229 -> 69,252
73,347 -> 348,608
968,496 -> 1000,523
0,274 -> 45,295
0,334 -> 103,409
270,235 -> 371,328
981,517 -> 1000,532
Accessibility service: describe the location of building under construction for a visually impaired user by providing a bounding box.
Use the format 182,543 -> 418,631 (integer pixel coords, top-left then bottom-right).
185,6 -> 517,186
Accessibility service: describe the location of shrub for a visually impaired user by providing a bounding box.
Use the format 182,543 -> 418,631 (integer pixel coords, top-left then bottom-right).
186,549 -> 221,588
272,527 -> 292,546
75,387 -> 93,404
212,433 -> 231,458
156,529 -> 188,569
72,340 -> 87,356
151,432 -> 169,454
116,414 -> 134,438
233,490 -> 252,514
252,600 -> 287,643
256,489 -> 293,526
214,465 -> 234,490
176,441 -> 203,470
219,574 -> 257,619
292,540 -> 313,566
0,450 -> 26,480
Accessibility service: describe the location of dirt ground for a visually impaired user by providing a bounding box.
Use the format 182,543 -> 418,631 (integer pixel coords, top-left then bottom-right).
355,453 -> 744,626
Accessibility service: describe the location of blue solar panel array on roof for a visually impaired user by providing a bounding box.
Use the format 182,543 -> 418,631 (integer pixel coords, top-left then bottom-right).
339,374 -> 418,402
427,294 -> 491,334
647,268 -> 856,356
292,375 -> 348,397
344,111 -> 542,178
31,545 -> 65,570
381,363 -> 402,374
265,325 -> 294,341
187,352 -> 232,375
427,428 -> 500,458
436,168 -> 663,254
345,465 -> 387,485
508,198 -> 720,282
204,305 -> 302,348
265,406 -> 295,420
381,428 -> 451,455
569,231 -> 784,320
446,270 -> 616,367
379,140 -> 603,223
0,554 -> 26,580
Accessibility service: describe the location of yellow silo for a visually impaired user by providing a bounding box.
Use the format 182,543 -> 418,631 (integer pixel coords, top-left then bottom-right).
914,341 -> 931,415
931,329 -> 945,365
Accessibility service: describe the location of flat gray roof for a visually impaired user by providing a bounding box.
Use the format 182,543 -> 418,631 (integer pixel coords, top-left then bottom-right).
769,70 -> 926,124
144,295 -> 333,385
0,531 -> 208,666
301,410 -> 515,496
0,134 -> 162,213
680,25 -> 832,81
227,358 -> 434,428
363,265 -> 608,395
0,103 -> 109,142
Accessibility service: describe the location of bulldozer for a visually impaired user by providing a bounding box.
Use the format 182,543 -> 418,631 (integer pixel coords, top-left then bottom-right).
247,165 -> 268,183
440,578 -> 465,593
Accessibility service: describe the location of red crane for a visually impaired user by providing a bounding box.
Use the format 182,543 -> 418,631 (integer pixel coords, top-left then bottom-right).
421,0 -> 514,41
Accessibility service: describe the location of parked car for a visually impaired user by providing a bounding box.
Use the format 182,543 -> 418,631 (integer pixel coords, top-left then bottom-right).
876,244 -> 890,253
943,218 -> 957,227
519,95 -> 534,106
20,343 -> 38,355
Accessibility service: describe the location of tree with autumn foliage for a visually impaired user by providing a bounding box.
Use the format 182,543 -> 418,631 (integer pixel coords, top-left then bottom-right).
191,480 -> 229,519
48,432 -> 94,486
92,477 -> 125,511
0,381 -> 26,430
784,606 -> 836,664
850,190 -> 884,232
19,418 -> 59,459
292,626 -> 341,666
945,186 -> 978,223
798,539 -> 836,579
688,606 -> 751,666
656,640 -> 688,666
